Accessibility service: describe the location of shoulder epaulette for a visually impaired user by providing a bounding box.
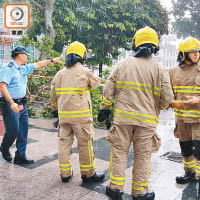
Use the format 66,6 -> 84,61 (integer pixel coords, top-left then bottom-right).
7,62 -> 14,68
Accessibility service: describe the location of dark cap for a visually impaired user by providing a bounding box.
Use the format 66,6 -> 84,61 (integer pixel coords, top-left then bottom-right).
12,46 -> 27,58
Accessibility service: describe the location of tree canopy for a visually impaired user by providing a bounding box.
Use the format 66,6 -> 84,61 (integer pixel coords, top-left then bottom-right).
26,0 -> 169,75
172,0 -> 200,39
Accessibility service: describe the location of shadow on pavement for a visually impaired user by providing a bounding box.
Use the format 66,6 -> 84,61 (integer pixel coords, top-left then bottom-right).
181,182 -> 200,200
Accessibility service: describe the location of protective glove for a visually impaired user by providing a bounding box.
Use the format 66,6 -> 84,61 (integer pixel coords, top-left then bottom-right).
53,119 -> 59,128
98,110 -> 111,130
170,100 -> 184,110
105,118 -> 111,130
52,110 -> 58,118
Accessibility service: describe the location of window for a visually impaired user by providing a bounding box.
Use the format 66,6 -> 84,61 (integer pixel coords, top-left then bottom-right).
0,46 -> 4,59
26,45 -> 35,61
9,42 -> 19,59
0,9 -> 3,26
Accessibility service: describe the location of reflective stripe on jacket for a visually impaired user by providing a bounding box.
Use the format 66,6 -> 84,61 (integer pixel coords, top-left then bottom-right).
50,63 -> 101,124
116,81 -> 161,96
169,62 -> 200,123
101,56 -> 173,127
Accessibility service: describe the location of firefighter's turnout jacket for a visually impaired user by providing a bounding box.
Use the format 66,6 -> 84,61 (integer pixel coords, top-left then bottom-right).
169,62 -> 200,178
169,62 -> 200,123
50,62 -> 101,125
101,56 -> 173,127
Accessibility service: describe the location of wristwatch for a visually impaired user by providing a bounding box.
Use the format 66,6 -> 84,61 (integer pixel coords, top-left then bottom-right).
51,59 -> 54,63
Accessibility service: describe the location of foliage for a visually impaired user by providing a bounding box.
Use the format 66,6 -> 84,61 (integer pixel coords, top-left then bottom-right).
91,86 -> 104,127
91,70 -> 113,128
172,0 -> 200,39
28,0 -> 169,72
27,102 -> 36,117
40,106 -> 54,119
53,0 -> 168,67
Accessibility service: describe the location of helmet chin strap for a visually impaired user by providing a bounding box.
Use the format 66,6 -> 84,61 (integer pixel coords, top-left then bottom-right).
185,58 -> 198,65
185,53 -> 199,65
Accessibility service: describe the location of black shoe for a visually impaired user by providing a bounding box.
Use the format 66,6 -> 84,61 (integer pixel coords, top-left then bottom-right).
176,171 -> 195,184
61,171 -> 73,183
132,192 -> 155,200
14,156 -> 34,165
106,186 -> 123,200
0,146 -> 12,162
61,175 -> 72,183
81,172 -> 105,183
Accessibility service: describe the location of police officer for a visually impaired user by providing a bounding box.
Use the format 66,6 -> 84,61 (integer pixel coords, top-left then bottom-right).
50,41 -> 105,183
0,46 -> 61,164
169,37 -> 200,184
98,27 -> 173,200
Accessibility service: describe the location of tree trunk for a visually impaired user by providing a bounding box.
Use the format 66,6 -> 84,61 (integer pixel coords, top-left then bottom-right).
45,0 -> 56,39
99,63 -> 103,77
30,0 -> 56,59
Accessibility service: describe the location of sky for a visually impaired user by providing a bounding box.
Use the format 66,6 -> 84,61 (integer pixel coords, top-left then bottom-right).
159,0 -> 173,11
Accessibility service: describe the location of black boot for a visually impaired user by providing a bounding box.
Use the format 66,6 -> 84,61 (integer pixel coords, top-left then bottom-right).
14,155 -> 34,165
176,171 -> 195,184
81,172 -> 105,183
61,171 -> 73,183
0,146 -> 12,162
132,192 -> 155,200
106,186 -> 123,200
61,175 -> 72,183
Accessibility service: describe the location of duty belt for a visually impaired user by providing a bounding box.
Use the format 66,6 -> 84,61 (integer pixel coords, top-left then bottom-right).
13,97 -> 27,104
0,96 -> 27,104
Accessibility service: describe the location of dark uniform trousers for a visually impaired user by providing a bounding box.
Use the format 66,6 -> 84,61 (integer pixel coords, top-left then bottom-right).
0,100 -> 28,157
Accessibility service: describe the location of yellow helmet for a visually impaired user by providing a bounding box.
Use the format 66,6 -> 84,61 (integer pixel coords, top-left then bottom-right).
66,41 -> 87,59
178,37 -> 200,62
133,26 -> 159,48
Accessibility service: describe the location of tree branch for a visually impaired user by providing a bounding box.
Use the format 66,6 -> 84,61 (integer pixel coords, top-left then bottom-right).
29,0 -> 44,10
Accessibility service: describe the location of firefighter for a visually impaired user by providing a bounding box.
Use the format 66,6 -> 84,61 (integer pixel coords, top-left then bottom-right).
169,37 -> 200,184
98,27 -> 174,200
50,41 -> 105,183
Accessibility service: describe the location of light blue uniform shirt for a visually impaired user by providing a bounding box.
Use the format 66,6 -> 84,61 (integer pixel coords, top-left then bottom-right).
0,60 -> 35,99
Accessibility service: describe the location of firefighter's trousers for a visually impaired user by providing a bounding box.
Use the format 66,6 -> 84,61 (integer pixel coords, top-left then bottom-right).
107,124 -> 160,196
58,123 -> 96,178
176,120 -> 200,179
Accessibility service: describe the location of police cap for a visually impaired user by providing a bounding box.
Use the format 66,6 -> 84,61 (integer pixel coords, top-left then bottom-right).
12,46 -> 27,58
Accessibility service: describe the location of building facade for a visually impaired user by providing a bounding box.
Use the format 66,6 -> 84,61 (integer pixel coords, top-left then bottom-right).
153,35 -> 178,69
0,8 -> 38,66
113,35 -> 178,69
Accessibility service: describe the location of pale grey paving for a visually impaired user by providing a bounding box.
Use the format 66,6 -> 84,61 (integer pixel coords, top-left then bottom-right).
0,109 -> 198,200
